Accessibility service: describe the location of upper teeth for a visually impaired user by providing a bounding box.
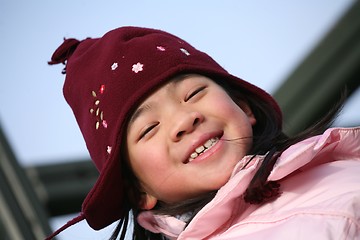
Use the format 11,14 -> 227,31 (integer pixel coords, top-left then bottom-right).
189,137 -> 219,161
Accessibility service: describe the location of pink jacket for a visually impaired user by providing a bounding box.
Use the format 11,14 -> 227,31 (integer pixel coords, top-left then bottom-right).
138,127 -> 360,239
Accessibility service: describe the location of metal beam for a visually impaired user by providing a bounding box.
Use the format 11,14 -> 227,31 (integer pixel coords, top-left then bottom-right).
273,1 -> 360,135
26,159 -> 98,217
0,125 -> 52,239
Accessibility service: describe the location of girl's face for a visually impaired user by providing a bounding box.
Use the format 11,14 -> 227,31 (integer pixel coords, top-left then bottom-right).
126,75 -> 256,209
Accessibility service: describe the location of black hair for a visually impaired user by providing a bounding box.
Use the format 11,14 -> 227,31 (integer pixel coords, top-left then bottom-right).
110,76 -> 344,240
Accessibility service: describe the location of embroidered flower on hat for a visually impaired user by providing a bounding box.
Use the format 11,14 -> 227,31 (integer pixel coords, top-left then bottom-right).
180,48 -> 190,56
132,62 -> 144,73
107,146 -> 112,154
111,62 -> 118,70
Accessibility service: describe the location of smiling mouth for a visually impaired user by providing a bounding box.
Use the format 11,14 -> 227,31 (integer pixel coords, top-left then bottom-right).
187,137 -> 219,163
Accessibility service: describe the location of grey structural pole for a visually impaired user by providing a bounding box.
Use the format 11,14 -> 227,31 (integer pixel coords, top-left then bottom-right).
0,124 -> 52,240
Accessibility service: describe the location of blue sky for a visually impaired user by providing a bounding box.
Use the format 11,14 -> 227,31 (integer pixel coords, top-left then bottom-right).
0,1 -> 357,239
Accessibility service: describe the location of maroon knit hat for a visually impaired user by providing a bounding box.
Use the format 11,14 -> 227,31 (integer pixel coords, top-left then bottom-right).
47,26 -> 282,237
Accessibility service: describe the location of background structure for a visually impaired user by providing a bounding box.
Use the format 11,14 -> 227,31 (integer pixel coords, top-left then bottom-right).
0,1 -> 359,239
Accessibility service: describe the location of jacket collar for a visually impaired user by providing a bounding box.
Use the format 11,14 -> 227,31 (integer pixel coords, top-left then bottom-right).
137,155 -> 263,239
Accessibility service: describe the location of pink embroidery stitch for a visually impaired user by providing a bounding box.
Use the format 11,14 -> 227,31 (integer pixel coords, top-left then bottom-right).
100,85 -> 105,94
102,120 -> 108,128
157,46 -> 166,51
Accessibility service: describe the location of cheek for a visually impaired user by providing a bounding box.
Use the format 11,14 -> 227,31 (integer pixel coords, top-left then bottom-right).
129,148 -> 153,174
211,92 -> 239,113
128,146 -> 186,202
216,98 -> 247,122
129,146 -> 169,184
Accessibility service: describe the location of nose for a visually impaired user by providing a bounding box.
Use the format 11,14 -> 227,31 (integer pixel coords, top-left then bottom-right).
171,111 -> 204,142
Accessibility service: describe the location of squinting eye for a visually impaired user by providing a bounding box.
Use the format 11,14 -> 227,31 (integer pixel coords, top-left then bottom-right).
139,123 -> 158,139
185,86 -> 206,102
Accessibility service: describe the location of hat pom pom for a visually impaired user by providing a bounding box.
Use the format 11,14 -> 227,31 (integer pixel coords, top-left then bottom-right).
48,38 -> 81,74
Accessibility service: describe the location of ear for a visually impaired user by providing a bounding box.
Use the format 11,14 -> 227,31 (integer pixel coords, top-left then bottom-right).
140,193 -> 158,210
239,101 -> 257,126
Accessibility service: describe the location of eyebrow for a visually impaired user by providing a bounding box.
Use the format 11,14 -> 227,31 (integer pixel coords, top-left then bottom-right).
171,74 -> 192,86
129,103 -> 153,126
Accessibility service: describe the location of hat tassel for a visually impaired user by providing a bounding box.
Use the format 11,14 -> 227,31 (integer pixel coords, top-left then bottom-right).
48,38 -> 81,74
45,212 -> 85,240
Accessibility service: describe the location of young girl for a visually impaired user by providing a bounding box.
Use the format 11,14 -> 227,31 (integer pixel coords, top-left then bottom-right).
47,26 -> 360,240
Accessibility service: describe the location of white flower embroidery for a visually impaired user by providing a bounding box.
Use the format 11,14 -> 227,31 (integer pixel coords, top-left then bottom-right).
180,48 -> 190,56
107,146 -> 112,154
132,62 -> 144,73
111,62 -> 118,70
157,46 -> 166,51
